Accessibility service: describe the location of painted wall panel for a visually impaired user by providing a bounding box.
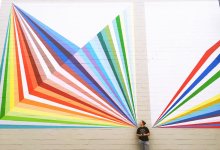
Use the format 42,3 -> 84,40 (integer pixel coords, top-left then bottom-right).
146,1 -> 220,128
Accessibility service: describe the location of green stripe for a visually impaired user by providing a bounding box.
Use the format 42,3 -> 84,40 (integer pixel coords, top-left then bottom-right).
98,30 -> 135,119
2,116 -> 118,127
0,25 -> 10,118
158,70 -> 220,125
116,16 -> 135,118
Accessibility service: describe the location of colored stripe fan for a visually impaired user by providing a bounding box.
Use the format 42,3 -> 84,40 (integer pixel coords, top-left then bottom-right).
0,5 -> 136,128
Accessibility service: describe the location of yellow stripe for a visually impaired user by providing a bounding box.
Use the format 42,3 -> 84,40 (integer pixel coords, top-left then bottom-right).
159,94 -> 220,125
8,12 -> 16,111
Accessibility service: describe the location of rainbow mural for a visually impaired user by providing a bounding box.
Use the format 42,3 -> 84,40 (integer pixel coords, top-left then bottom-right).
154,41 -> 220,128
0,5 -> 136,128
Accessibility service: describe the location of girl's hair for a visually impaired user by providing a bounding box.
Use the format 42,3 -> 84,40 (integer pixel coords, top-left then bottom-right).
142,120 -> 146,125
